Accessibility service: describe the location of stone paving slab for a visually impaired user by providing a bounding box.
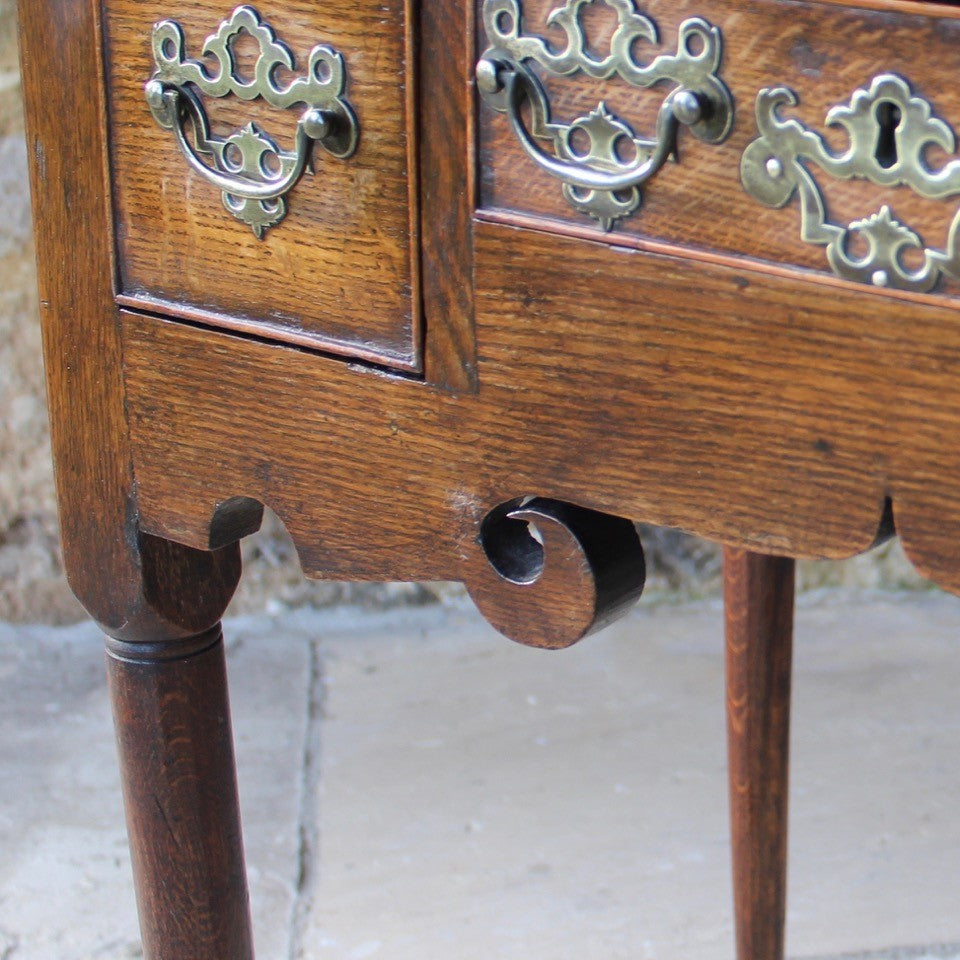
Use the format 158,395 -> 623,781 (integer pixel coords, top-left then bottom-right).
308,595 -> 960,960
0,595 -> 959,960
0,615 -> 313,959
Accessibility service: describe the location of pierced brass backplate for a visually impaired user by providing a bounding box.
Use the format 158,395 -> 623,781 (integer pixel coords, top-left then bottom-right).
145,5 -> 359,238
476,0 -> 733,231
742,74 -> 960,293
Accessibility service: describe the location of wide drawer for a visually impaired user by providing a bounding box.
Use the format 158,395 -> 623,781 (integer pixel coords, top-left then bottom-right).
476,0 -> 960,300
103,0 -> 419,369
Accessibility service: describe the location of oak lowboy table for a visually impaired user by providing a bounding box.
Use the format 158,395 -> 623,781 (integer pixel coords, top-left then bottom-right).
19,0 -> 960,955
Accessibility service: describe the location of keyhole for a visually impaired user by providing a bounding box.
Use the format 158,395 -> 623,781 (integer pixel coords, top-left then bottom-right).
874,100 -> 902,169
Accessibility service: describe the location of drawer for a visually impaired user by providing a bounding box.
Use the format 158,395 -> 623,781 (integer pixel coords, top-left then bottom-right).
475,0 -> 960,299
25,0 -> 960,628
104,0 -> 419,369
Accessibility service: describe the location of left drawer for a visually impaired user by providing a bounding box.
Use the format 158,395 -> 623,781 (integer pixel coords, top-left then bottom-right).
104,0 -> 420,370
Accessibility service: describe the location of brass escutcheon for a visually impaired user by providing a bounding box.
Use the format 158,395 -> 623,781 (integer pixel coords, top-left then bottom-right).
742,74 -> 960,293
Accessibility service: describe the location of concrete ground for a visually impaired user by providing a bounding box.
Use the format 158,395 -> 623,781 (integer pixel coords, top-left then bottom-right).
1,593 -> 959,960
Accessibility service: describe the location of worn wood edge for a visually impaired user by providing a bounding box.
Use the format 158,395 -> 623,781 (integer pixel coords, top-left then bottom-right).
404,0 -> 424,375
814,0 -> 960,18
466,2 -> 478,222
115,293 -> 422,373
133,454 -> 890,572
94,0 -> 121,298
476,209 -> 960,314
419,0 -> 478,392
19,0 -> 241,641
105,623 -> 223,664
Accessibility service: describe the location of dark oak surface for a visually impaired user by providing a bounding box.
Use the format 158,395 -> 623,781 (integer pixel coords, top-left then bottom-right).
122,217 -> 960,598
725,549 -> 794,960
108,628 -> 253,960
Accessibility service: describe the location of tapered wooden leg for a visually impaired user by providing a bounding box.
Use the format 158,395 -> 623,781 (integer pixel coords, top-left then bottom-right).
724,548 -> 795,960
106,626 -> 254,960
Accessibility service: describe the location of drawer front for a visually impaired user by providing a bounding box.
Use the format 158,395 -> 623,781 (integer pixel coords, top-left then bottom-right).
476,0 -> 960,300
105,0 -> 419,369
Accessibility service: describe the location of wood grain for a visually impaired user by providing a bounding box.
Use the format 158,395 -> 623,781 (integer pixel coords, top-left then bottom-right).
724,548 -> 795,960
118,218 -> 960,598
108,627 -> 253,960
104,0 -> 420,369
419,0 -> 478,390
19,0 -> 240,641
477,0 -> 960,302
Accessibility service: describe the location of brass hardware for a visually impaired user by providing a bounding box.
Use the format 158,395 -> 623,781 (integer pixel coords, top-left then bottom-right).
742,74 -> 960,293
476,0 -> 733,230
145,5 -> 359,238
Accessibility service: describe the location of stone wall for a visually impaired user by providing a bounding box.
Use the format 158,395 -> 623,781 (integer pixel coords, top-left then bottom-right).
0,2 -> 925,624
0,0 -> 83,621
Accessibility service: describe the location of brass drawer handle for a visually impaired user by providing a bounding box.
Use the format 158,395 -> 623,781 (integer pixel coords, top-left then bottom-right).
476,0 -> 733,231
145,5 -> 359,239
742,74 -> 960,293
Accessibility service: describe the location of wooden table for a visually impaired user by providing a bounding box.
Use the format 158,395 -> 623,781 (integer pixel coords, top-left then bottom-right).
19,0 -> 960,956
